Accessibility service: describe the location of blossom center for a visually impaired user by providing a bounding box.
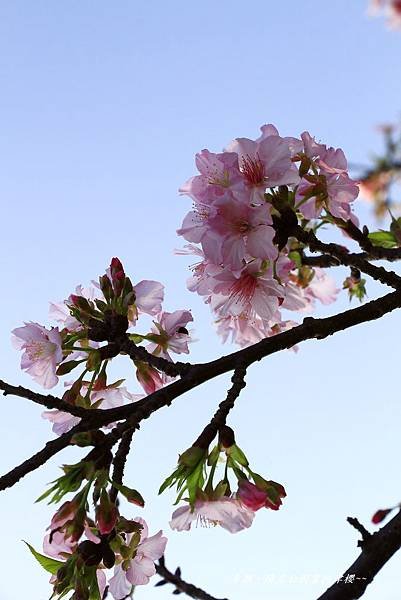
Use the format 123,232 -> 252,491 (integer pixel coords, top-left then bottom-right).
241,154 -> 265,186
26,340 -> 55,361
229,273 -> 257,305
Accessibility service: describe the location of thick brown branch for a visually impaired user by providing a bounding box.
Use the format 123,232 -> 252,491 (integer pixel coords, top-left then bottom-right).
97,288 -> 401,428
317,510 -> 401,599
2,288 -> 401,491
155,556 -> 229,600
0,380 -> 88,418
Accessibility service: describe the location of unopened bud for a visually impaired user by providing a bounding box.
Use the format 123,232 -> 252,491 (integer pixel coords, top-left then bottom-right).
218,425 -> 236,448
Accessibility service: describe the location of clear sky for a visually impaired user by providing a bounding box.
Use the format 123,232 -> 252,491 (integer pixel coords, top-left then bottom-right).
1,1 -> 401,599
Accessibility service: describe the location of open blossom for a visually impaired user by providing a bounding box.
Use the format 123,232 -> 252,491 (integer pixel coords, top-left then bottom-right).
146,309 -> 193,359
131,280 -> 164,323
12,322 -> 63,389
43,382 -> 142,435
170,498 -> 255,533
295,132 -> 359,220
50,284 -> 101,331
109,518 -> 167,597
210,261 -> 284,323
225,124 -> 301,200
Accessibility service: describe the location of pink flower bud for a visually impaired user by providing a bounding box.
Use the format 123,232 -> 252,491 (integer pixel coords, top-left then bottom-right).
96,490 -> 119,535
50,500 -> 79,530
237,480 -> 268,511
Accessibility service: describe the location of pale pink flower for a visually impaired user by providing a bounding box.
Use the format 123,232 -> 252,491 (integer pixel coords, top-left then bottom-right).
12,322 -> 63,389
305,268 -> 339,306
50,284 -> 100,331
42,383 -> 142,435
211,262 -> 284,323
146,309 -> 193,359
170,498 -> 255,533
43,530 -> 75,560
179,149 -> 244,207
226,125 -> 300,190
201,197 -> 277,269
133,280 -> 164,318
109,518 -> 167,597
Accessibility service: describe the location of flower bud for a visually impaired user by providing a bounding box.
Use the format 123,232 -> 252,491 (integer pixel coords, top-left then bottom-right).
218,425 -> 236,448
372,508 -> 393,524
96,490 -> 119,535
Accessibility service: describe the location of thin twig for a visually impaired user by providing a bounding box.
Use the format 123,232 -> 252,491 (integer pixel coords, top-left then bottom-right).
155,556 -> 229,600
317,509 -> 401,599
0,380 -> 88,418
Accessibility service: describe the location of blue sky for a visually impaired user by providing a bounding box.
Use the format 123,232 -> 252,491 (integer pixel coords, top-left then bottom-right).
1,1 -> 401,599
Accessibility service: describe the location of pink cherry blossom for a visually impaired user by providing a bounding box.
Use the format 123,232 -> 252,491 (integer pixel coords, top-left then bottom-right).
225,126 -> 300,201
49,284 -> 100,331
133,280 -> 164,318
12,322 -> 63,389
201,197 -> 277,269
109,518 -> 167,597
43,530 -> 75,560
42,382 -> 142,435
170,497 -> 255,533
210,261 -> 284,323
305,268 -> 339,306
146,309 -> 193,359
179,149 -> 244,208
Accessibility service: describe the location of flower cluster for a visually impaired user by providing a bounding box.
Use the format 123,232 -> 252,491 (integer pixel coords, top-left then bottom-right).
29,445 -> 166,599
12,258 -> 193,435
160,426 -> 285,534
177,124 -> 356,345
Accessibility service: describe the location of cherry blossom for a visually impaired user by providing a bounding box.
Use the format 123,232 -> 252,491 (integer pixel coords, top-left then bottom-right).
42,382 -> 142,435
12,322 -> 63,389
146,309 -> 193,359
109,518 -> 167,597
170,497 -> 255,533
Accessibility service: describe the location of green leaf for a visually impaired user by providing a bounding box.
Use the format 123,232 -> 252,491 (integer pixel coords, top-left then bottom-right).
56,360 -> 82,376
24,542 -> 64,575
159,470 -> 180,495
128,333 -> 146,344
207,445 -> 220,466
368,230 -> 397,248
228,444 -> 249,467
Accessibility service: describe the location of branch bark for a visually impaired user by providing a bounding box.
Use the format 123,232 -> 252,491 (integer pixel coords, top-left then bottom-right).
155,556 -> 229,600
317,510 -> 401,599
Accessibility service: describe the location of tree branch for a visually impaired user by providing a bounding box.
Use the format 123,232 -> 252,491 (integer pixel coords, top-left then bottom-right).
0,380 -> 89,418
0,421 -> 84,491
317,509 -> 401,599
193,366 -> 247,449
2,288 -> 401,491
294,227 -> 401,289
109,430 -> 134,503
155,556 -> 229,600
